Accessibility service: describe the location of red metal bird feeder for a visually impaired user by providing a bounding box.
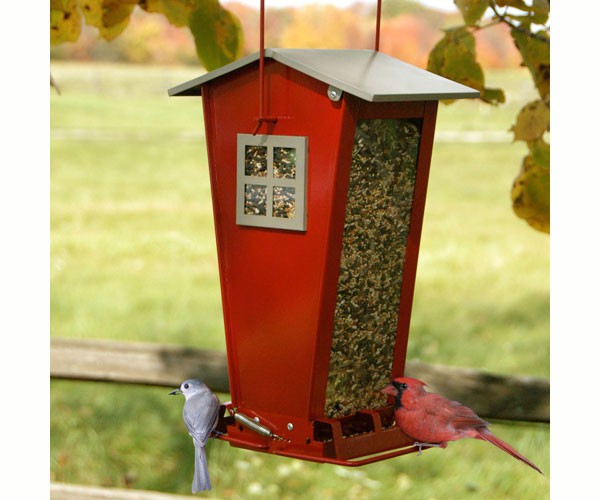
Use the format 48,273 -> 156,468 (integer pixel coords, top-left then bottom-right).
169,0 -> 478,466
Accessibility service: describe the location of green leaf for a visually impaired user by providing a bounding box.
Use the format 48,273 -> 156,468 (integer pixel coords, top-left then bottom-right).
454,0 -> 489,26
528,138 -> 550,170
142,0 -> 199,27
511,99 -> 550,142
496,0 -> 530,9
188,1 -> 244,70
427,27 -> 504,105
50,0 -> 82,45
511,29 -> 550,101
480,87 -> 506,105
506,13 -> 533,28
530,0 -> 550,24
428,28 -> 481,88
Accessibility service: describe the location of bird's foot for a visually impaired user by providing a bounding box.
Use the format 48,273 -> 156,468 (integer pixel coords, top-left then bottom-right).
414,442 -> 442,456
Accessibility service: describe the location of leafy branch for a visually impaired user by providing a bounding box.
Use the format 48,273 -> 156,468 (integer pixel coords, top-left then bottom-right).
50,0 -> 244,71
489,1 -> 550,44
426,0 -> 549,233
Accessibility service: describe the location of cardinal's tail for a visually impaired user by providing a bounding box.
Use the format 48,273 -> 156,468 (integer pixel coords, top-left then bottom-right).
192,445 -> 212,493
478,429 -> 543,474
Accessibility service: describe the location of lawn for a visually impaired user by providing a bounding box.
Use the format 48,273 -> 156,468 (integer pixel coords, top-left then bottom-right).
50,61 -> 549,499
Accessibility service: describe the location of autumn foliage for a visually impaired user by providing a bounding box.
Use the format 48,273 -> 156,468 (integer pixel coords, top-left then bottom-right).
51,2 -> 521,70
50,0 -> 549,233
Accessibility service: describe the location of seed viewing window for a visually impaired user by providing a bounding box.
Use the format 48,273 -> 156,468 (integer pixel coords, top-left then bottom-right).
237,134 -> 308,231
325,118 -> 422,418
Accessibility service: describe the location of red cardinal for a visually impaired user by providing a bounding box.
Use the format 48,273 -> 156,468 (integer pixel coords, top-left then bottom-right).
381,377 -> 542,474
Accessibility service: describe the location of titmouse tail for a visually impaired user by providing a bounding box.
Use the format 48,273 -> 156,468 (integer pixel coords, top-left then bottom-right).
192,445 -> 211,493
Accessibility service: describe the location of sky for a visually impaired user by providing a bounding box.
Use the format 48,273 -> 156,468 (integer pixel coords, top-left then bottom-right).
222,0 -> 456,12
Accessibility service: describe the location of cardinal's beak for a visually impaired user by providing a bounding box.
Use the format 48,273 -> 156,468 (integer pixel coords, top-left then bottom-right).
169,388 -> 182,395
381,384 -> 398,397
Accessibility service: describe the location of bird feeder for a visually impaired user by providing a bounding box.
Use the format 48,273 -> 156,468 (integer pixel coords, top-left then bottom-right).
169,47 -> 478,465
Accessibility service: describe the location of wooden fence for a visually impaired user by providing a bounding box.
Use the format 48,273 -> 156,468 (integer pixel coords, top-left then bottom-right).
50,337 -> 549,499
50,337 -> 549,422
50,482 -> 199,500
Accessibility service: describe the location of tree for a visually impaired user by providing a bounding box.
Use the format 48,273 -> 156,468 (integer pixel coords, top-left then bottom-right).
50,0 -> 244,71
426,0 -> 549,233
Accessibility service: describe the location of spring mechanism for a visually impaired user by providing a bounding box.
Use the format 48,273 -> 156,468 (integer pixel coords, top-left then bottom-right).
233,412 -> 285,440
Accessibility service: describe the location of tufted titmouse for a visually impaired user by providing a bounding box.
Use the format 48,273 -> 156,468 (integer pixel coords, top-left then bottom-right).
169,379 -> 220,493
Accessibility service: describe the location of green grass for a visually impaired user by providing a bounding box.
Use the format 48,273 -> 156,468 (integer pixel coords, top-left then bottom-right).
50,62 -> 549,498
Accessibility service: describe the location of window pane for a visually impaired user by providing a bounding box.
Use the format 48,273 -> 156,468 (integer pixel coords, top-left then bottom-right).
244,184 -> 267,215
245,145 -> 267,177
273,186 -> 295,218
273,147 -> 296,179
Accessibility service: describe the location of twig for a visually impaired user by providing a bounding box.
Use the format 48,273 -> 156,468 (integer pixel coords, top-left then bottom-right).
489,2 -> 550,44
51,74 -> 61,95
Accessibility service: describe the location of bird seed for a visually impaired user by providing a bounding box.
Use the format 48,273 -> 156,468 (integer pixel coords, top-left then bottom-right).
324,118 -> 421,418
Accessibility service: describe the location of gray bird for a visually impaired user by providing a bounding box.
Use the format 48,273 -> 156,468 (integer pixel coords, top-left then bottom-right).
169,379 -> 220,493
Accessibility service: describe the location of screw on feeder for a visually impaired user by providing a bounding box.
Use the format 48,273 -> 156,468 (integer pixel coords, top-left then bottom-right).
327,86 -> 343,102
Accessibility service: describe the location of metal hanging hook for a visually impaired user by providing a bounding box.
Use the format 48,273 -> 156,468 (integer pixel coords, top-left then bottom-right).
253,0 -> 278,135
375,0 -> 382,51
252,0 -> 383,135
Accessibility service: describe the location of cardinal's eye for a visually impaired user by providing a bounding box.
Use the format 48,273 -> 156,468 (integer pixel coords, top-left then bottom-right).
184,383 -> 189,389
399,383 -> 408,390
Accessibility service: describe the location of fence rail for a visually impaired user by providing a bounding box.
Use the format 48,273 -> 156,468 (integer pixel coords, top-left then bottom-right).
50,482 -> 198,500
50,337 -> 549,423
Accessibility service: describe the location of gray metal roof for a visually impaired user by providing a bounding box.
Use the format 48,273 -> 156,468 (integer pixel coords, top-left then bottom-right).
168,48 -> 479,102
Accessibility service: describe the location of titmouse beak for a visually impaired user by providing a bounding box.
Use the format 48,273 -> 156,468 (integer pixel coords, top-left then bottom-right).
169,388 -> 182,395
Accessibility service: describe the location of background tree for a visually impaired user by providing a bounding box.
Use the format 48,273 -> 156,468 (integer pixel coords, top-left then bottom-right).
50,0 -> 549,233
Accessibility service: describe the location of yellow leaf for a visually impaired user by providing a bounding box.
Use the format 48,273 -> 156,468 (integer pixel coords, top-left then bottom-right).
79,0 -> 102,27
50,0 -> 82,45
511,155 -> 549,233
80,0 -> 135,41
511,99 -> 549,142
103,1 -> 137,27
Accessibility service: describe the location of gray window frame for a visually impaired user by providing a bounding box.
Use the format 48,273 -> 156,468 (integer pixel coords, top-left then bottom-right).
236,133 -> 308,231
